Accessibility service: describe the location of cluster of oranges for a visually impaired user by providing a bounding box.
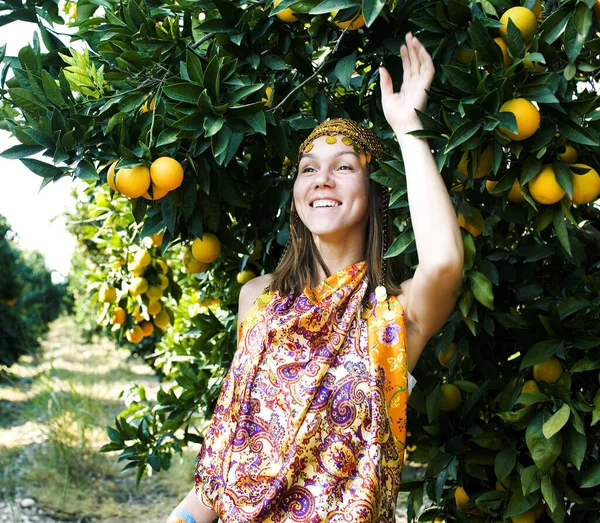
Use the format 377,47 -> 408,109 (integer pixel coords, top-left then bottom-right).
107,156 -> 184,202
272,0 -> 391,30
97,231 -> 172,343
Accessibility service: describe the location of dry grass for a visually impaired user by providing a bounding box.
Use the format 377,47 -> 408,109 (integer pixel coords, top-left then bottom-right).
0,316 -> 200,522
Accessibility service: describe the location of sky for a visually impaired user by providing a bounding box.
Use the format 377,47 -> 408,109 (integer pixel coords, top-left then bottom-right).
1,21 -> 77,283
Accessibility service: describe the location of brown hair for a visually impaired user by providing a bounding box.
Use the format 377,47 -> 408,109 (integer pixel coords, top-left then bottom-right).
268,159 -> 405,304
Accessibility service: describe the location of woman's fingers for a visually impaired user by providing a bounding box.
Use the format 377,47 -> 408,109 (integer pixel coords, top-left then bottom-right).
400,44 -> 411,83
407,33 -> 421,78
379,65 -> 395,97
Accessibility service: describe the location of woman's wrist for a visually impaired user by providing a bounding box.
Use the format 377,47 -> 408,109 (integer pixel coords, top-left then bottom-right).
166,507 -> 197,523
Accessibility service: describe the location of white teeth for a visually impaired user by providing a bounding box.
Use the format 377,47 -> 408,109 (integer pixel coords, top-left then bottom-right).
312,200 -> 341,208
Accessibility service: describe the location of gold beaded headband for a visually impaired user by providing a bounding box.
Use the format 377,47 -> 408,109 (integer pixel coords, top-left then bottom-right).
298,117 -> 387,165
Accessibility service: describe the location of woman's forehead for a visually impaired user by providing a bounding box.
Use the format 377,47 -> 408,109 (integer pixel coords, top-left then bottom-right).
299,134 -> 366,161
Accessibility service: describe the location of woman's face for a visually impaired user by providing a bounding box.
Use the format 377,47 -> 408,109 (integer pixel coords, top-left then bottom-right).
293,134 -> 370,243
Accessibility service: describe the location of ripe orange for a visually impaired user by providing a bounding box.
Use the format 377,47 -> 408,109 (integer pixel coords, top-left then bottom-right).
150,231 -> 165,247
129,276 -> 149,296
440,383 -> 462,411
153,309 -> 170,329
508,179 -> 524,202
99,283 -> 117,303
528,165 -> 565,204
143,183 -> 169,201
456,48 -> 475,65
273,0 -> 297,22
494,37 -> 512,66
510,510 -> 536,523
499,98 -> 540,141
237,270 -> 257,284
156,259 -> 169,275
114,165 -> 151,198
458,146 -> 493,179
457,213 -> 484,237
486,179 -> 502,196
532,502 -> 545,519
125,325 -> 144,343
263,86 -> 274,108
533,356 -> 563,384
438,343 -> 457,368
191,233 -> 221,263
570,164 -> 600,204
558,143 -> 578,164
134,249 -> 151,268
150,157 -> 184,191
518,379 -> 540,406
157,274 -> 169,290
146,285 -> 163,301
499,7 -> 538,44
332,9 -> 366,30
133,306 -> 145,322
111,306 -> 126,325
141,98 -> 156,113
147,299 -> 162,316
140,321 -> 154,336
454,486 -> 476,512
183,247 -> 209,273
107,161 -> 118,191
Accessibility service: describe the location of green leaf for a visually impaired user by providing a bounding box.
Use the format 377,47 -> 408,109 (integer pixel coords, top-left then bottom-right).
441,65 -> 478,93
204,115 -> 225,137
552,160 -> 573,199
468,17 -> 503,64
227,84 -> 264,106
462,233 -> 475,271
0,144 -> 44,159
494,449 -> 517,481
557,297 -> 590,319
469,271 -> 494,310
526,412 -> 562,475
445,121 -> 481,153
542,404 -> 570,439
186,50 -> 204,85
362,0 -> 386,26
506,19 -> 526,59
163,83 -> 204,103
246,111 -> 266,134
105,112 -> 128,135
41,70 -> 66,107
552,212 -> 572,257
557,120 -> 599,146
386,228 -> 415,257
540,7 -> 571,44
520,340 -> 560,370
334,51 -> 356,89
20,158 -> 65,178
262,54 -> 288,70
541,475 -> 559,512
309,0 -> 360,15
204,56 -> 221,102
580,462 -> 600,488
8,87 -> 47,112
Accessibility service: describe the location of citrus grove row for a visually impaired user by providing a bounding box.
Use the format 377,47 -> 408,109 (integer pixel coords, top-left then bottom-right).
1,0 -> 600,520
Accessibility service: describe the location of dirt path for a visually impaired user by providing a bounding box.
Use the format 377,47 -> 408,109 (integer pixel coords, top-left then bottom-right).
0,316 -> 427,522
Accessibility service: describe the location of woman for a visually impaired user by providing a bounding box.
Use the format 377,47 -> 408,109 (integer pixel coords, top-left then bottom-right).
167,32 -> 463,523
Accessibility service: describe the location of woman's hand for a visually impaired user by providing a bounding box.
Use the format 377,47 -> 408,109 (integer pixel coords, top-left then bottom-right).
379,32 -> 435,136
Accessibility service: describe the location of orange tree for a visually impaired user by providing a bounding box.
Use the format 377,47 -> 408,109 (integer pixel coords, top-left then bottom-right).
0,215 -> 69,366
2,0 -> 600,518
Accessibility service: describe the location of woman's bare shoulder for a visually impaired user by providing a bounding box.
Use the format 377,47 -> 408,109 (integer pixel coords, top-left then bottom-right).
239,273 -> 273,307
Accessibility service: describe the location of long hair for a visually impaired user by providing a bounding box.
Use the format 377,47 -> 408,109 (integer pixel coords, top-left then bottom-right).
268,159 -> 405,304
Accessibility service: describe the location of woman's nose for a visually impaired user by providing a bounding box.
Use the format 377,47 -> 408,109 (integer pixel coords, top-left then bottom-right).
313,168 -> 335,187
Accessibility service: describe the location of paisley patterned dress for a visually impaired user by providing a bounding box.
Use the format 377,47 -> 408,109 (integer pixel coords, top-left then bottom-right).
194,259 -> 416,522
